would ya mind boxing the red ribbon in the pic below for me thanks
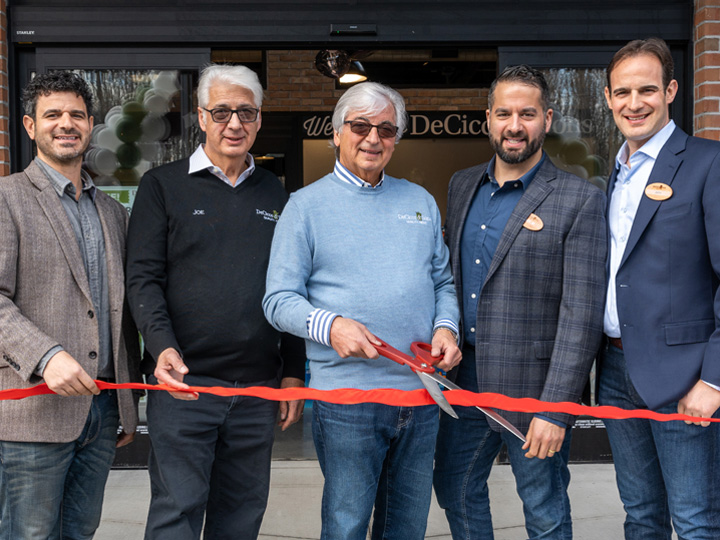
[0,381,717,424]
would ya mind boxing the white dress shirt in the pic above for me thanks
[188,145,256,187]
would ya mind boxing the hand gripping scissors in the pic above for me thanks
[374,339,526,442]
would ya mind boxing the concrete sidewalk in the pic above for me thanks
[97,461,634,539]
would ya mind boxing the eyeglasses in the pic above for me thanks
[343,120,399,139]
[202,107,259,123]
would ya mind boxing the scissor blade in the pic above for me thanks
[417,372,459,419]
[425,372,526,442]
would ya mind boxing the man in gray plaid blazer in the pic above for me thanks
[0,72,141,538]
[434,65,607,539]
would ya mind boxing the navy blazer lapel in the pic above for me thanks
[27,162,94,304]
[484,159,555,287]
[619,127,687,268]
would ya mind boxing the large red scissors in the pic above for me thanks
[374,339,526,442]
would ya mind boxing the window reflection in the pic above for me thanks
[59,69,200,213]
[543,68,624,192]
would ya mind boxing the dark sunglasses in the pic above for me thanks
[343,120,399,139]
[202,107,259,123]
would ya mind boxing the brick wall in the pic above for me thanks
[262,50,489,113]
[0,0,8,175]
[694,0,720,139]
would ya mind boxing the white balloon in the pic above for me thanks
[93,148,119,176]
[104,105,123,125]
[134,159,152,177]
[140,114,166,142]
[95,126,123,152]
[153,71,179,94]
[137,141,162,162]
[144,93,169,114]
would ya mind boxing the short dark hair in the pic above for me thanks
[22,71,94,119]
[606,38,674,90]
[488,65,551,112]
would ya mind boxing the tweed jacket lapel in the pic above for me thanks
[96,194,125,371]
[484,158,556,287]
[619,128,687,269]
[26,161,93,305]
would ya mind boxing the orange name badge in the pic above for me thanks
[522,213,544,231]
[644,182,673,201]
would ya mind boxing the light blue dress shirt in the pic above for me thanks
[604,120,676,338]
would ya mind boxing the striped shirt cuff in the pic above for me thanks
[306,309,339,347]
[433,319,460,344]
[703,380,720,392]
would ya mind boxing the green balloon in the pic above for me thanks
[122,100,147,123]
[134,85,152,104]
[116,116,143,143]
[116,143,142,168]
[114,167,140,186]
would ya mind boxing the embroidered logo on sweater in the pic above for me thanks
[397,212,431,225]
[256,209,280,222]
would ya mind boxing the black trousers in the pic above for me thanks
[144,373,279,540]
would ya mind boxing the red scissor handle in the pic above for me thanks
[374,339,435,373]
[410,342,444,366]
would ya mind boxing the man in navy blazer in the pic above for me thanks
[600,38,720,539]
[434,65,607,539]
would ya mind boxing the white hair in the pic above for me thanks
[331,82,407,151]
[197,64,264,109]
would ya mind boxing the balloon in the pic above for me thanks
[89,148,119,176]
[140,114,167,142]
[116,116,143,143]
[95,126,123,152]
[114,167,140,186]
[122,101,147,123]
[116,143,142,168]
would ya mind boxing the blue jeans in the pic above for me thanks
[598,344,720,540]
[311,401,439,540]
[144,374,279,540]
[434,406,573,540]
[0,391,120,540]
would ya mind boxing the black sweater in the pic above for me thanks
[126,158,305,383]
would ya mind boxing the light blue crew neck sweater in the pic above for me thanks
[263,172,460,391]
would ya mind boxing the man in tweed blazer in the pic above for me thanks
[434,66,607,540]
[0,72,140,538]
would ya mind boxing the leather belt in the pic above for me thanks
[607,336,623,350]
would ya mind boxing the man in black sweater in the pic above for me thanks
[126,64,305,540]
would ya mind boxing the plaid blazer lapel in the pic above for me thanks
[484,160,556,287]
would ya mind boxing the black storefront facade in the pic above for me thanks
[7,0,694,465]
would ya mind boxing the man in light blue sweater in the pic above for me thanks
[263,82,461,540]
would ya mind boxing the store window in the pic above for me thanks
[18,48,211,212]
[75,69,200,208]
[543,68,624,192]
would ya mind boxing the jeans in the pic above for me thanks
[144,374,279,540]
[434,405,573,540]
[598,344,720,540]
[311,401,439,540]
[0,390,120,540]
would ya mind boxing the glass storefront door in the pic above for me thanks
[21,48,210,214]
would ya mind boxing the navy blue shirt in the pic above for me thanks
[460,154,545,347]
